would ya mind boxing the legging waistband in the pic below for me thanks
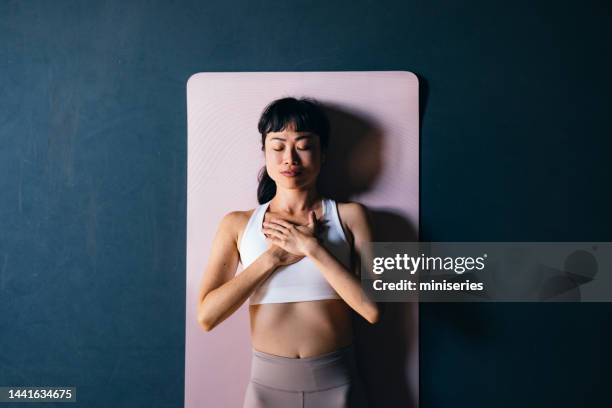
[249,344,358,392]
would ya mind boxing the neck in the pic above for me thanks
[269,188,322,215]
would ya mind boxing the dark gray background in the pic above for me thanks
[1,1,611,407]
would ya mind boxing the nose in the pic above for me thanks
[283,147,300,165]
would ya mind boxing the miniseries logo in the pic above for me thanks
[371,253,488,275]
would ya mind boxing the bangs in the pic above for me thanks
[258,97,329,148]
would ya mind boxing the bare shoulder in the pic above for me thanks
[337,201,370,227]
[336,201,371,245]
[219,209,253,226]
[336,201,372,261]
[218,209,255,246]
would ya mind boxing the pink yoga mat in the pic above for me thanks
[186,71,419,407]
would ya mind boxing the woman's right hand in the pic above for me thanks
[266,245,304,266]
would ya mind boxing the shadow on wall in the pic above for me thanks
[318,104,419,408]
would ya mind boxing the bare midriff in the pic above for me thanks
[249,299,354,358]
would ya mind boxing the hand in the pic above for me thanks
[263,211,320,257]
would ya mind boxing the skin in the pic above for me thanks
[197,123,379,358]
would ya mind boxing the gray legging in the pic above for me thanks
[243,344,369,408]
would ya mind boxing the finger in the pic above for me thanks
[262,228,285,240]
[265,235,284,244]
[263,221,288,232]
[267,217,295,229]
[265,237,281,247]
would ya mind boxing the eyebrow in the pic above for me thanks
[269,135,314,142]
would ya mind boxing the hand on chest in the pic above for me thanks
[263,211,330,239]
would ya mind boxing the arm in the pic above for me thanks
[196,212,298,332]
[306,203,380,324]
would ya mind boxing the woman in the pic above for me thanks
[197,97,379,408]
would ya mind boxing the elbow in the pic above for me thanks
[197,313,216,332]
[366,311,380,325]
[197,300,217,332]
[364,304,380,324]
[199,321,214,332]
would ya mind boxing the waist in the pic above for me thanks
[249,344,358,392]
[249,300,353,354]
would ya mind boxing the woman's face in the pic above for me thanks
[264,124,323,190]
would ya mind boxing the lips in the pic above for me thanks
[280,169,302,177]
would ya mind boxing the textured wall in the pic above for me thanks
[1,1,611,407]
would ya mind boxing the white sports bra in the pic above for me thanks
[238,198,352,305]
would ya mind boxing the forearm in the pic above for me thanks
[306,243,379,323]
[198,251,278,331]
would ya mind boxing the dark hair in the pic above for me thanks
[257,97,330,204]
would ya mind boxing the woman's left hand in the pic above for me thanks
[263,211,320,257]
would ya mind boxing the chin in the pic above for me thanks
[272,175,310,186]
[278,182,306,190]
[275,178,311,189]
